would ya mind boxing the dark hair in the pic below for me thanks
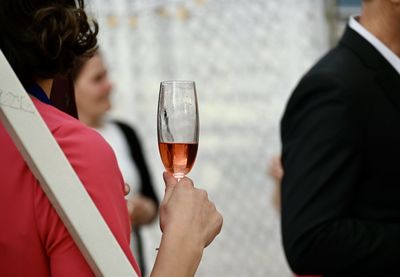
[0,0,98,83]
[70,49,100,81]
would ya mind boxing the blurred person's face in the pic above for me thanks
[75,54,113,120]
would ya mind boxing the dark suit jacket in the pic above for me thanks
[281,26,400,276]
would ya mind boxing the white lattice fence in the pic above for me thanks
[88,0,330,276]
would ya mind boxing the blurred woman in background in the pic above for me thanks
[73,52,159,275]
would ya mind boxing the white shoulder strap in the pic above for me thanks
[0,50,138,277]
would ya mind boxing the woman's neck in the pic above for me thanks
[35,79,53,98]
[78,113,104,128]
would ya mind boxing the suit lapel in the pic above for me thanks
[339,26,400,113]
[375,68,400,113]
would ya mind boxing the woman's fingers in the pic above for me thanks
[162,172,178,204]
[159,173,223,248]
[204,201,223,247]
[124,183,131,196]
[163,172,178,187]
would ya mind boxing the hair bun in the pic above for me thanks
[33,4,97,62]
[0,0,98,82]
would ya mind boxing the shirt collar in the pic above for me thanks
[24,83,51,104]
[349,16,400,75]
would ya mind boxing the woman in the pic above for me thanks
[0,1,222,276]
[73,52,159,275]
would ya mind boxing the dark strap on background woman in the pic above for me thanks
[114,120,159,205]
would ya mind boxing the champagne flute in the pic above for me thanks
[157,81,199,180]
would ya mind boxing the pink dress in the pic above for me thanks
[0,97,141,276]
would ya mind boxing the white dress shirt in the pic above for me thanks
[349,16,400,75]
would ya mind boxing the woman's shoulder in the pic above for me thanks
[33,98,116,166]
[33,97,84,132]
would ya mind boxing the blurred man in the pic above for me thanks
[281,0,400,276]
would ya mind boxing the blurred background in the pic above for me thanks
[86,0,360,276]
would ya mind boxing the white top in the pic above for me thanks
[349,16,400,75]
[95,120,139,198]
[95,120,142,259]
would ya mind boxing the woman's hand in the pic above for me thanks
[268,155,283,185]
[127,195,158,226]
[151,172,223,277]
[124,183,131,196]
[268,155,283,212]
[159,173,223,247]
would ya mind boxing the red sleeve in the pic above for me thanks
[34,123,141,277]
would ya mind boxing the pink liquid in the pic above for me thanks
[158,142,198,177]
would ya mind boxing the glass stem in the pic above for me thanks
[173,173,185,181]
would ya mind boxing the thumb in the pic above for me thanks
[162,172,178,203]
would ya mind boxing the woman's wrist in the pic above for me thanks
[151,227,204,277]
[163,225,204,256]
